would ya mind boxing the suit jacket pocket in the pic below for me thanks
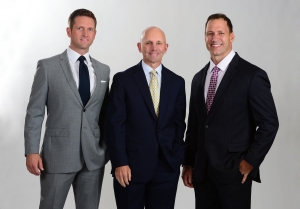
[45,128,68,137]
[94,128,100,138]
[126,141,137,151]
[227,143,250,152]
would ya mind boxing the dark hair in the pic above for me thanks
[68,9,97,30]
[205,13,233,33]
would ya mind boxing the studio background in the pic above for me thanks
[1,0,299,208]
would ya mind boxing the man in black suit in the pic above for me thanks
[182,13,279,209]
[106,27,186,209]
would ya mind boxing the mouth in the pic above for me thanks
[211,44,222,47]
[80,38,89,42]
[149,53,159,56]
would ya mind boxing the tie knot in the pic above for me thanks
[213,66,220,73]
[78,56,86,63]
[150,69,157,75]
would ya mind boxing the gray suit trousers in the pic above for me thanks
[39,165,105,209]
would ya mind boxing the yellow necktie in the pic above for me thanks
[149,69,160,117]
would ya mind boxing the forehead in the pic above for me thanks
[142,28,166,42]
[73,16,95,26]
[206,18,229,32]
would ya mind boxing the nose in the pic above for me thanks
[83,29,88,36]
[151,43,157,50]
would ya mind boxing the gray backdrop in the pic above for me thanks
[1,0,299,208]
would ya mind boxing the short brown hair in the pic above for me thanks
[205,13,233,33]
[68,9,97,30]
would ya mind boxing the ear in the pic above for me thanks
[66,27,71,37]
[137,42,142,52]
[230,32,235,43]
[164,43,169,53]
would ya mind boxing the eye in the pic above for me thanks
[206,32,213,36]
[219,32,224,35]
[77,27,82,30]
[88,28,94,31]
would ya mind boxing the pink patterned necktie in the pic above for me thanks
[206,66,220,115]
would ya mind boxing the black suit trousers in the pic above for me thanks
[194,167,252,209]
[113,148,180,209]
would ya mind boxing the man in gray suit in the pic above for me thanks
[24,9,110,209]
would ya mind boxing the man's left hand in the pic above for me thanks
[239,159,253,184]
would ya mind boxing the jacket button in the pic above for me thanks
[205,125,208,128]
[83,108,86,112]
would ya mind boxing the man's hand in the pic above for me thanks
[115,165,131,187]
[181,165,194,188]
[26,154,44,176]
[239,159,253,184]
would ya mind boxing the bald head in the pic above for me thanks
[137,26,168,69]
[140,26,167,42]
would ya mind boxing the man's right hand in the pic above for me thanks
[115,165,131,187]
[26,154,44,176]
[182,165,194,188]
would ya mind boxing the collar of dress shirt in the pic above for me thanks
[142,60,162,77]
[67,47,91,66]
[208,50,235,73]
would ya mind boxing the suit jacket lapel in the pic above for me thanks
[86,57,103,107]
[158,66,172,123]
[132,62,157,120]
[199,63,209,117]
[59,50,83,106]
[209,53,240,113]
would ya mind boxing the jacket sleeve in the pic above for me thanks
[244,69,279,174]
[184,76,199,167]
[24,61,48,155]
[105,73,129,169]
[174,78,186,144]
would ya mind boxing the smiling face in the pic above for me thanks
[205,18,234,65]
[67,16,96,55]
[137,27,168,69]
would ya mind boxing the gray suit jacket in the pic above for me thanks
[24,50,110,173]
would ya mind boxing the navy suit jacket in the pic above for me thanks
[184,53,279,184]
[106,61,186,183]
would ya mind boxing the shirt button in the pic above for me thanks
[205,125,208,128]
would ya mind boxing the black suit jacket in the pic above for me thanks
[184,53,279,184]
[106,61,186,183]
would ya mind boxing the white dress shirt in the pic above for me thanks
[67,47,96,95]
[204,50,235,101]
[142,60,162,89]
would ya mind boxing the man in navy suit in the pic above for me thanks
[182,14,279,209]
[106,27,186,209]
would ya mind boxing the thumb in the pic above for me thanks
[241,173,248,184]
[38,158,44,171]
[188,174,192,184]
[128,168,131,181]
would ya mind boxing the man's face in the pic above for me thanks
[67,16,96,54]
[137,28,168,68]
[205,18,234,64]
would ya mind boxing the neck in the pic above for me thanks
[69,45,89,56]
[143,60,161,69]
